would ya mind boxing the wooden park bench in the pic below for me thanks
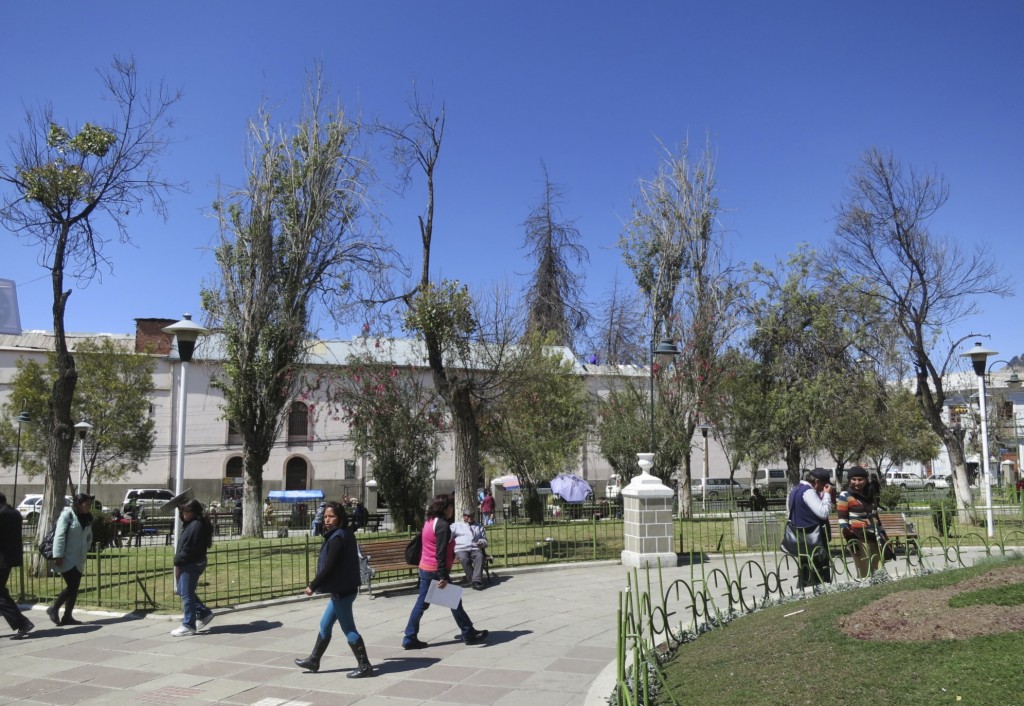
[359,536,494,598]
[828,512,919,556]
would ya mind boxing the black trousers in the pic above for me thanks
[0,567,30,630]
[53,566,83,617]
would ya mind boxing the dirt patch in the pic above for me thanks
[837,565,1024,642]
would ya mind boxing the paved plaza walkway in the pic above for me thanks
[0,547,993,705]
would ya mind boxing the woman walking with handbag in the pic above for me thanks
[294,501,372,678]
[47,493,94,626]
[785,469,834,590]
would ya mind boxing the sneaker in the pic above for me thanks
[46,606,60,626]
[464,629,489,645]
[13,621,34,640]
[170,625,196,637]
[197,613,215,630]
[402,637,429,650]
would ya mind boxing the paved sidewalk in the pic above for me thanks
[0,560,652,706]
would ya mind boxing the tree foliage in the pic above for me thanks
[826,148,1013,515]
[201,68,392,537]
[479,334,591,522]
[1,338,156,493]
[330,352,444,531]
[0,56,180,562]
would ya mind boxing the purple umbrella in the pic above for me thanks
[550,474,593,503]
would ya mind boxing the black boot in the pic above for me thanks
[347,637,373,679]
[295,634,331,673]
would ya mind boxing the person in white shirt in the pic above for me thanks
[451,508,488,590]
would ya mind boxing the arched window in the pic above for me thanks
[286,457,308,490]
[226,456,243,478]
[288,401,309,442]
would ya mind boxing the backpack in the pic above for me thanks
[404,532,422,565]
[38,527,57,560]
[38,509,70,560]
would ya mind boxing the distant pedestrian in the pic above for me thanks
[48,493,94,626]
[0,492,34,639]
[311,501,327,536]
[452,508,488,590]
[480,490,495,526]
[170,499,215,636]
[294,502,372,678]
[351,501,369,532]
[1016,477,1024,503]
[402,494,488,650]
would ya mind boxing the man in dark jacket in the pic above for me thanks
[0,492,34,639]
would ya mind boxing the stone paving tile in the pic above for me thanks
[29,683,124,705]
[49,664,165,688]
[545,657,610,675]
[377,678,452,700]
[0,678,72,701]
[440,682,515,704]
[493,688,577,706]
[463,667,536,687]
[522,669,596,693]
[406,663,479,683]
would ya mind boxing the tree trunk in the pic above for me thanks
[242,448,267,538]
[448,384,482,514]
[32,231,78,577]
[678,452,694,519]
[942,431,977,525]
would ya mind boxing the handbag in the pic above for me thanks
[780,521,825,557]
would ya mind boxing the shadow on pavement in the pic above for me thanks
[205,620,283,634]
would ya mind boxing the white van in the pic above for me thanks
[754,468,788,496]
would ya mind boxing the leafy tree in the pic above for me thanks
[201,69,392,537]
[330,352,444,531]
[596,381,651,484]
[825,148,1013,517]
[0,57,180,561]
[521,165,589,350]
[862,386,942,478]
[1,338,156,493]
[479,334,591,522]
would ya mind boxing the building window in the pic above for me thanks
[286,457,308,490]
[227,419,242,445]
[288,402,309,441]
[344,459,356,480]
[226,456,243,478]
[999,400,1014,421]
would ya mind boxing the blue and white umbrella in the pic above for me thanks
[550,473,593,503]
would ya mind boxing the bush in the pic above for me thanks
[90,510,120,549]
[879,484,903,510]
[931,490,957,536]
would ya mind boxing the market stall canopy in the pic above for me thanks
[550,473,593,503]
[268,490,325,503]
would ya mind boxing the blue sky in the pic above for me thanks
[3,1,1022,366]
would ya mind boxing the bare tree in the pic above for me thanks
[0,56,180,565]
[521,163,589,350]
[584,274,646,366]
[619,138,745,515]
[826,148,1013,516]
[201,68,392,537]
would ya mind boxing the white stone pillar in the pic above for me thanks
[365,478,379,514]
[620,453,677,569]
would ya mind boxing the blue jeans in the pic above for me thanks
[403,569,474,645]
[178,561,212,629]
[319,592,360,645]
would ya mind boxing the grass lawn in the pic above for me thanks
[657,557,1024,705]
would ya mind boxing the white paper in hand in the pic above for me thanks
[425,579,463,609]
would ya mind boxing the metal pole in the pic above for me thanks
[13,422,23,504]
[172,359,190,550]
[649,345,656,455]
[78,436,86,491]
[702,428,710,513]
[977,372,995,537]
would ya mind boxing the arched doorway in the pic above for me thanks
[286,457,309,491]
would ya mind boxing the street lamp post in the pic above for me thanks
[74,420,92,492]
[699,423,710,512]
[163,314,209,549]
[961,342,997,538]
[648,337,681,467]
[12,411,31,503]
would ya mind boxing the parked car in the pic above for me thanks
[884,471,927,489]
[691,477,750,499]
[16,494,72,523]
[122,488,176,517]
[929,473,951,489]
[754,468,788,497]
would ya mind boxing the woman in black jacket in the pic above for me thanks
[295,501,372,678]
[171,499,214,637]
